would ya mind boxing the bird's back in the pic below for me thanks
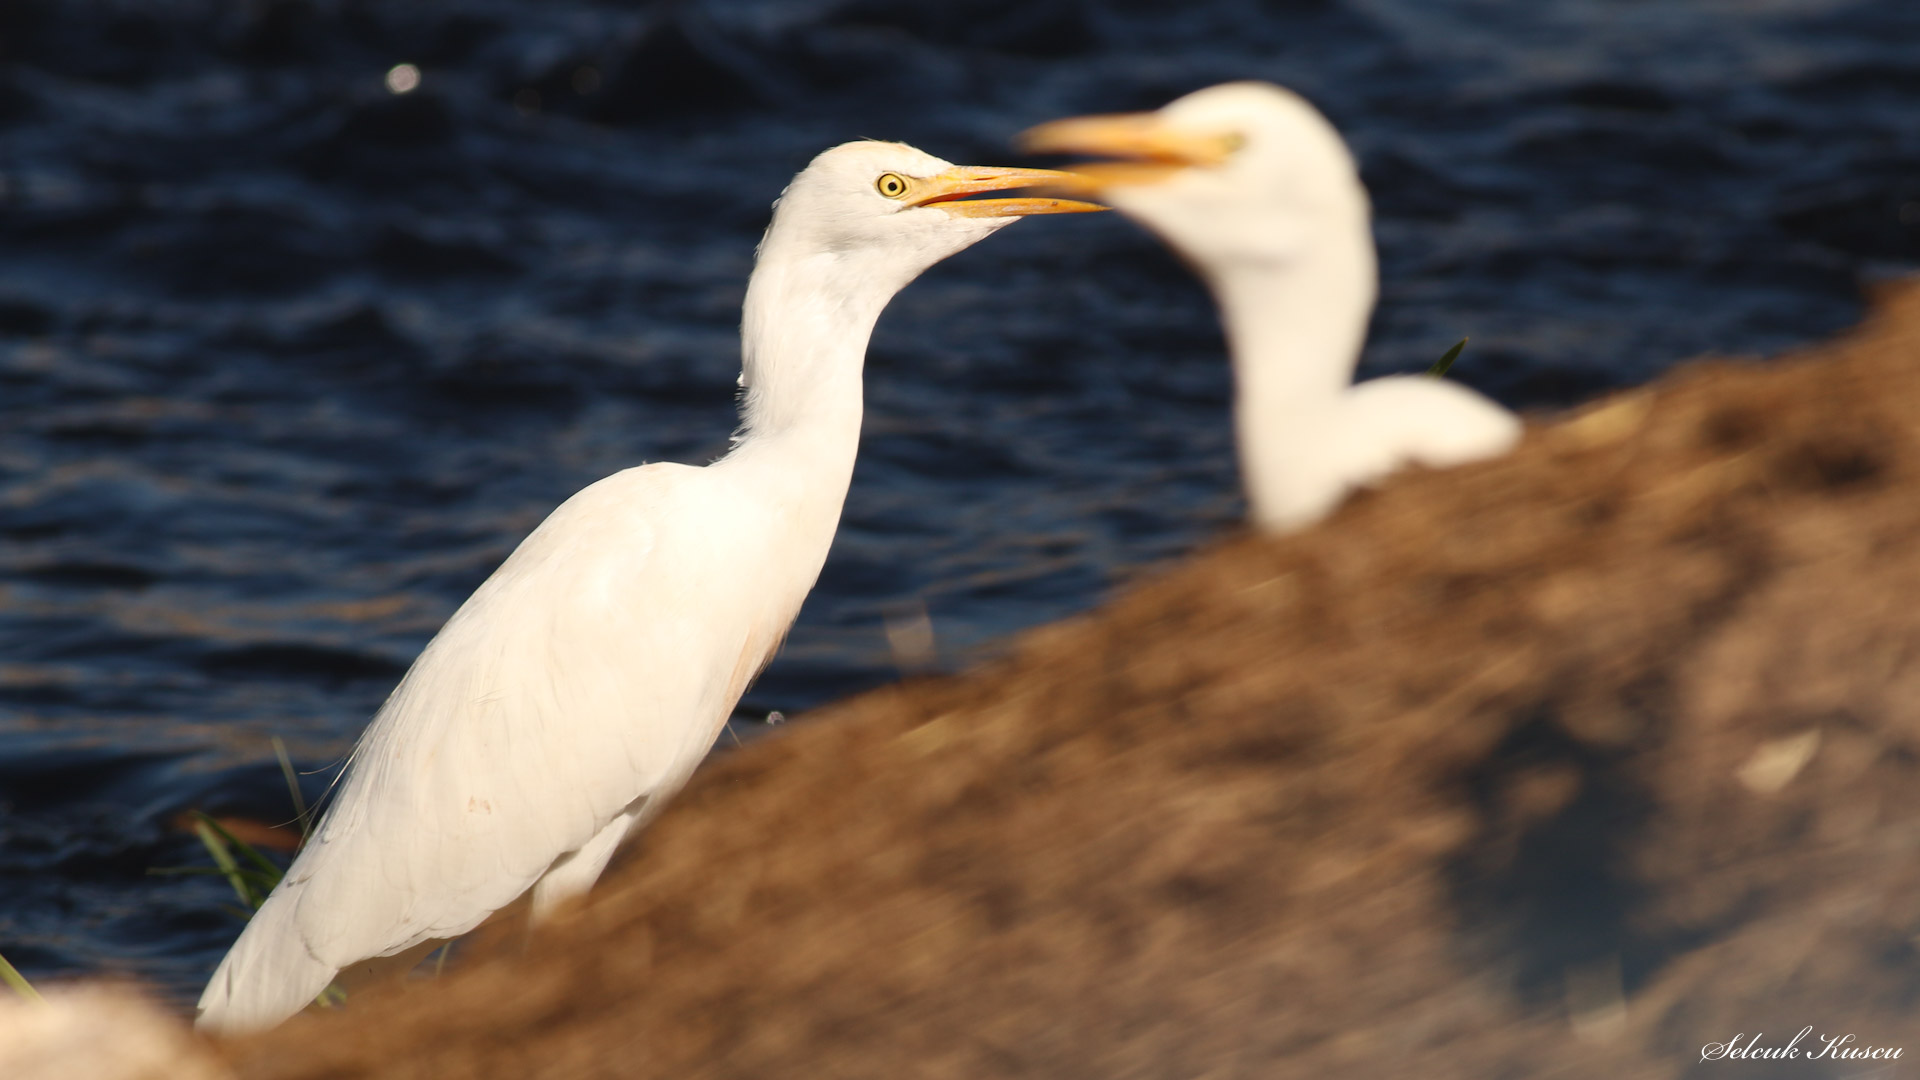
[1245,377,1519,531]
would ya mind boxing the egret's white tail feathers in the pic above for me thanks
[194,896,339,1036]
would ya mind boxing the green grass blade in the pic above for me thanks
[272,736,313,845]
[192,812,286,887]
[147,866,281,890]
[0,948,42,1003]
[1428,337,1469,378]
[195,819,260,910]
[147,865,230,877]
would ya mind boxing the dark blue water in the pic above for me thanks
[1,0,1915,1003]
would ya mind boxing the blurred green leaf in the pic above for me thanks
[0,948,41,1003]
[1429,337,1469,378]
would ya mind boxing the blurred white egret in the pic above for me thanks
[194,142,1100,1035]
[1023,83,1520,531]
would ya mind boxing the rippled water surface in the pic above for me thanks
[2,0,1916,1001]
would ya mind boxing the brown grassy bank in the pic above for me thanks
[213,285,1920,1078]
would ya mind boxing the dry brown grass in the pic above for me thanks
[224,284,1920,1079]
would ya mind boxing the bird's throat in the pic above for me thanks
[735,254,884,443]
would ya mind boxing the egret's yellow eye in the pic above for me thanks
[875,173,911,199]
[1221,133,1247,154]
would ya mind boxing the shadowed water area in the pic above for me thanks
[0,0,1915,1002]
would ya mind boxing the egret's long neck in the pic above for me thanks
[1206,220,1377,411]
[1202,217,1377,524]
[724,250,889,532]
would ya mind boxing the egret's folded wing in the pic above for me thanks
[201,462,752,1030]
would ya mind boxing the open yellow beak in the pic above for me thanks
[909,166,1108,218]
[1016,113,1237,192]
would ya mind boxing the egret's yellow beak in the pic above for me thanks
[1017,113,1239,191]
[908,166,1108,218]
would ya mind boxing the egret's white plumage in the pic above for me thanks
[1024,83,1521,531]
[194,142,1099,1035]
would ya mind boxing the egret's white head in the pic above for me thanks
[1019,82,1368,274]
[738,141,1101,427]
[758,141,1103,297]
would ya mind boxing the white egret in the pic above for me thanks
[194,141,1100,1035]
[1022,83,1521,531]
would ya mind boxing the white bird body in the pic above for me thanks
[195,142,1100,1035]
[1024,83,1521,531]
[1244,378,1524,527]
